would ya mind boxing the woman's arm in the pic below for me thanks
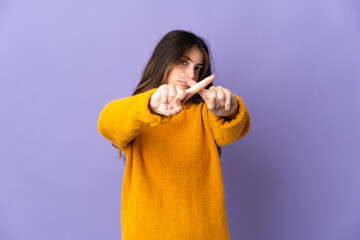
[204,95,251,147]
[97,89,172,149]
[182,74,251,146]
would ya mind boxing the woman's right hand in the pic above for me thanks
[149,75,216,116]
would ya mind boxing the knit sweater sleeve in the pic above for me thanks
[97,88,172,149]
[205,95,251,147]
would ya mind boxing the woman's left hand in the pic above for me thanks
[181,73,239,118]
[202,85,239,118]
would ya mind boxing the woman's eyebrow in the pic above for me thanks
[185,56,204,66]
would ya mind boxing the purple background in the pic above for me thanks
[1,0,360,239]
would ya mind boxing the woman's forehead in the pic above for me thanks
[185,47,204,62]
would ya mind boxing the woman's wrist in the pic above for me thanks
[149,102,161,116]
[224,104,239,120]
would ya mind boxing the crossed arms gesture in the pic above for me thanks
[149,74,239,118]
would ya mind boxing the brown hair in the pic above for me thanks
[114,30,221,163]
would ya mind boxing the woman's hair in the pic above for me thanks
[114,30,221,163]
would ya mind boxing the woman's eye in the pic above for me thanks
[195,67,203,73]
[180,60,187,65]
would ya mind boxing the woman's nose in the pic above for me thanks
[186,67,194,79]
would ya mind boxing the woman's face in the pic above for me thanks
[166,47,204,89]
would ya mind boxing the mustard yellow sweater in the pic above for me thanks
[98,89,250,239]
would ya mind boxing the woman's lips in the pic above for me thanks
[179,80,190,87]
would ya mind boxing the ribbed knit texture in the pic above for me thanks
[98,88,250,240]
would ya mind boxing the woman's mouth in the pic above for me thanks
[178,80,190,87]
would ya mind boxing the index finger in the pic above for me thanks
[183,75,215,102]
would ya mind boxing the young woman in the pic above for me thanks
[98,30,250,239]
